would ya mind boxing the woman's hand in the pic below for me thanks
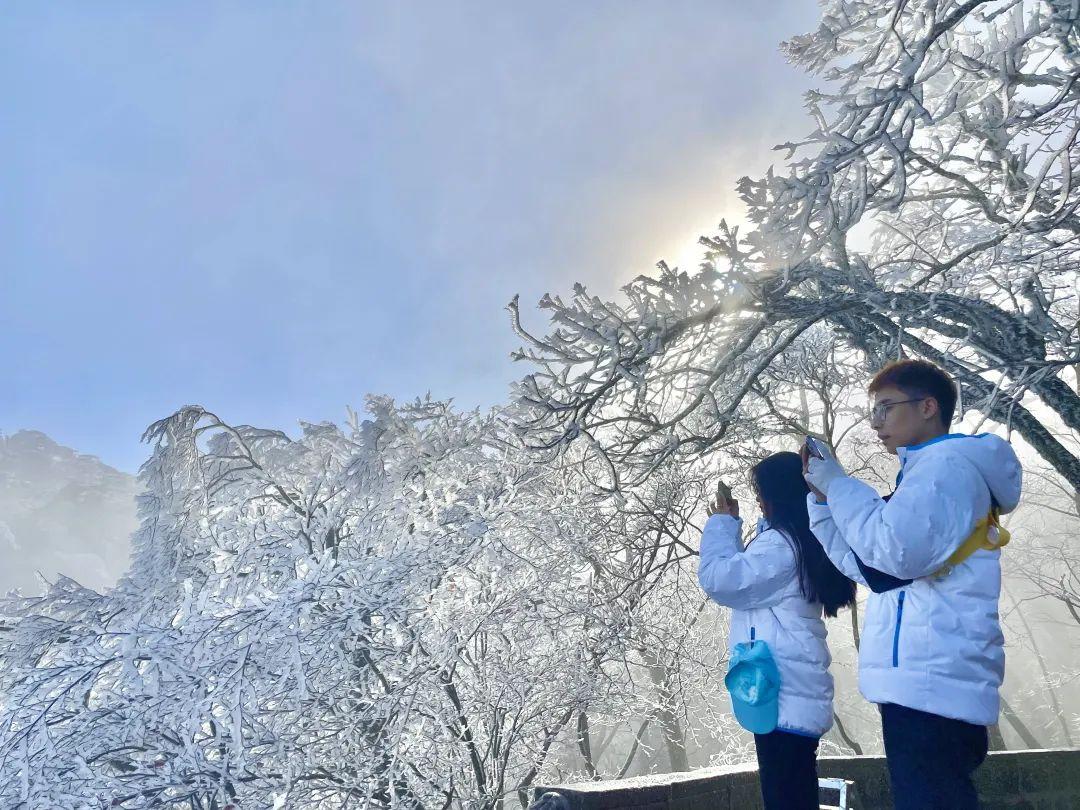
[707,481,739,518]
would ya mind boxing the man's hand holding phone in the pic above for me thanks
[801,435,845,502]
[803,436,827,460]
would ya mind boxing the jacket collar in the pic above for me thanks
[897,431,967,460]
[895,432,968,484]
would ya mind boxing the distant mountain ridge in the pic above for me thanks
[0,430,138,595]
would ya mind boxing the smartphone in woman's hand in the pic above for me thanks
[709,480,739,517]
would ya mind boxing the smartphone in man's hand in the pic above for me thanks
[804,436,827,460]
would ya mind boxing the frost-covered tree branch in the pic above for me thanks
[511,0,1080,491]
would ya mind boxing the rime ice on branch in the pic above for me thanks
[0,402,739,806]
[510,0,1080,492]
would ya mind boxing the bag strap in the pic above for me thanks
[849,492,913,593]
[932,507,1010,580]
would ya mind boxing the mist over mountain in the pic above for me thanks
[0,430,137,595]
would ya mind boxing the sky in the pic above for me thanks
[1,1,820,473]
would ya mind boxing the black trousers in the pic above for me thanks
[753,729,820,810]
[880,702,989,810]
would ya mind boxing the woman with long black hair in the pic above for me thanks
[698,451,857,810]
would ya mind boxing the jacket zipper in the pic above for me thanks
[892,591,905,667]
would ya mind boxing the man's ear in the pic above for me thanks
[921,396,941,424]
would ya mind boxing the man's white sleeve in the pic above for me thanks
[826,454,983,580]
[806,495,867,585]
[698,514,796,610]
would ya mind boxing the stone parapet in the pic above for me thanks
[533,748,1080,809]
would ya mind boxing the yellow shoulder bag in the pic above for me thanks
[932,508,1010,580]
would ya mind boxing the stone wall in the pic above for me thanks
[533,748,1080,809]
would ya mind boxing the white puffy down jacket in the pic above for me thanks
[698,514,834,737]
[808,433,1022,726]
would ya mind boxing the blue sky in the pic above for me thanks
[1,2,818,473]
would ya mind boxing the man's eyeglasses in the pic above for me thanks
[869,398,926,425]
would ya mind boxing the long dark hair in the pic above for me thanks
[751,452,857,618]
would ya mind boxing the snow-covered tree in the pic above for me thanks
[510,0,1080,491]
[1,402,580,807]
[7,3,1080,808]
[0,400,750,808]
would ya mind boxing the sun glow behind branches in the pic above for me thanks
[657,211,748,277]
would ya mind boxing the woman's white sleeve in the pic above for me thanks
[697,515,797,610]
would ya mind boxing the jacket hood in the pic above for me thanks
[901,433,1023,513]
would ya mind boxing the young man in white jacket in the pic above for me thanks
[803,359,1023,810]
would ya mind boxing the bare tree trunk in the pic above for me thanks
[832,710,864,755]
[616,712,656,779]
[576,711,598,779]
[1066,598,1080,627]
[822,599,868,754]
[988,723,1008,751]
[1001,696,1042,749]
[515,707,575,809]
[645,658,689,772]
[798,388,811,431]
[1004,583,1074,746]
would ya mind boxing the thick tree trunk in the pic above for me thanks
[836,312,1080,492]
[576,711,598,778]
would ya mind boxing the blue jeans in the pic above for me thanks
[880,702,988,809]
[753,729,820,810]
